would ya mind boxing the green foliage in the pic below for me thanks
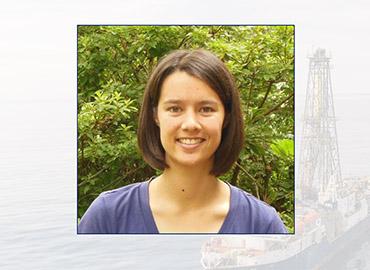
[78,25,294,230]
[269,139,294,232]
[271,139,294,158]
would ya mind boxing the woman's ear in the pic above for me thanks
[153,107,159,126]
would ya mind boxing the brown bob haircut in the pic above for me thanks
[138,49,244,176]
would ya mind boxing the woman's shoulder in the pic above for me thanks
[100,181,146,203]
[225,184,287,233]
[78,180,150,234]
[231,185,275,211]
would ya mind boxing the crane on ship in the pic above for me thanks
[298,48,342,206]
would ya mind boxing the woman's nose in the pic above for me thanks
[181,111,201,131]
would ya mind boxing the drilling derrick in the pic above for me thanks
[299,49,342,204]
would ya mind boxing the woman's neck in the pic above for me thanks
[151,166,224,210]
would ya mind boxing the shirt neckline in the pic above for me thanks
[140,178,237,234]
[140,177,160,233]
[218,182,237,233]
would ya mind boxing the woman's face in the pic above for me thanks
[155,71,225,170]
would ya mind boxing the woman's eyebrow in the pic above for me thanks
[162,99,182,104]
[162,99,220,105]
[198,100,219,106]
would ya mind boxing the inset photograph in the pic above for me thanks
[77,25,294,234]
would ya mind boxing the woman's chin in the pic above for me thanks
[166,155,213,171]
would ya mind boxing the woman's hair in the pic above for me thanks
[138,49,244,176]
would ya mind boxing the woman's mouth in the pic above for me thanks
[176,137,205,150]
[177,138,205,145]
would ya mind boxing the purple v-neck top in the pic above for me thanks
[78,180,287,234]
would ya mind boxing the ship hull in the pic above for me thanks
[209,215,370,270]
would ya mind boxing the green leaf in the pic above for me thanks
[270,139,294,158]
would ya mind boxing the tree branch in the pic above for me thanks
[235,161,260,199]
[258,80,274,109]
[230,159,241,186]
[78,157,119,187]
[245,72,256,113]
[178,34,192,48]
[252,92,293,124]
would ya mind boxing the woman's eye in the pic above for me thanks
[200,107,215,113]
[168,106,181,113]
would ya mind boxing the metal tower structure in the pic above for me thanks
[299,48,342,204]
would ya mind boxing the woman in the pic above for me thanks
[78,49,287,234]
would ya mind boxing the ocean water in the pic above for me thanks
[321,237,370,270]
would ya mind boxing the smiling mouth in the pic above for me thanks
[176,138,205,145]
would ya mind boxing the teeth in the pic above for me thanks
[178,138,203,145]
